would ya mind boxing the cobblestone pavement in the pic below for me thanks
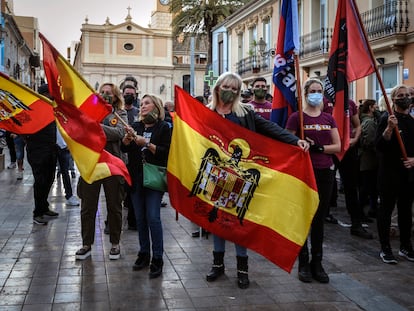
[0,152,413,310]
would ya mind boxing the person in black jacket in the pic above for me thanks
[376,84,414,264]
[205,72,309,289]
[121,94,172,278]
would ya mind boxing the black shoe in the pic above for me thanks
[192,229,208,238]
[206,264,224,282]
[71,171,76,178]
[44,210,59,217]
[149,258,163,278]
[161,201,167,207]
[133,253,150,271]
[128,225,137,231]
[75,246,91,260]
[298,263,312,283]
[310,261,329,283]
[362,215,374,223]
[325,214,338,224]
[33,216,48,225]
[350,225,373,239]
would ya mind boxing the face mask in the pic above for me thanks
[142,110,159,124]
[395,97,411,110]
[307,93,323,107]
[101,93,113,104]
[123,94,135,105]
[220,89,237,104]
[253,88,266,100]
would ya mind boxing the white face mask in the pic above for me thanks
[307,93,323,107]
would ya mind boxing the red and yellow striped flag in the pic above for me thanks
[40,34,131,185]
[168,86,319,272]
[0,72,54,134]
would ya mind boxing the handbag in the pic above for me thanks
[143,162,168,192]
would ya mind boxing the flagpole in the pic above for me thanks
[294,54,304,139]
[351,0,407,160]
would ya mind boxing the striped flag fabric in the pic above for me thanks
[40,34,131,185]
[271,0,300,127]
[168,86,319,272]
[0,72,54,134]
[323,0,376,160]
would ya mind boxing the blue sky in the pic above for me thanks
[13,0,154,55]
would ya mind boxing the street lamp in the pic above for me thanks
[257,37,267,56]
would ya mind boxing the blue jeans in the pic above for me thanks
[213,235,247,257]
[57,147,72,199]
[130,184,164,259]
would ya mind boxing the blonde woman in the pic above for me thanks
[122,94,172,278]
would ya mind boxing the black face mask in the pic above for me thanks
[123,94,135,105]
[395,97,411,110]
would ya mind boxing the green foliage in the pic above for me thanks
[169,0,251,64]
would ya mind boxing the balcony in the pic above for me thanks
[299,27,332,59]
[236,52,273,78]
[361,0,409,39]
[299,0,409,64]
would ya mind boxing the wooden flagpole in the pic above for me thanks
[294,54,304,139]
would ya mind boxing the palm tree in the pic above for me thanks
[170,0,250,69]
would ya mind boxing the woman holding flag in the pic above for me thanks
[286,78,340,283]
[206,72,309,289]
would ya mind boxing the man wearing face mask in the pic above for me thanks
[123,85,139,125]
[122,85,139,230]
[248,77,272,120]
[376,84,414,264]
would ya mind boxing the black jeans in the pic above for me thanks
[304,168,335,258]
[338,146,363,226]
[27,147,57,217]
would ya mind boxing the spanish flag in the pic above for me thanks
[40,33,111,122]
[0,72,54,134]
[40,34,131,185]
[168,86,319,272]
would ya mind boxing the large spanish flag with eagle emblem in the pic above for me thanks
[0,72,54,134]
[168,86,319,272]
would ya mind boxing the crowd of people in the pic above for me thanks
[2,72,414,288]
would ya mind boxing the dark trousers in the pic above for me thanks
[377,174,414,250]
[6,132,16,163]
[77,176,125,246]
[359,169,378,214]
[338,146,363,225]
[27,148,57,217]
[56,147,72,199]
[304,168,335,258]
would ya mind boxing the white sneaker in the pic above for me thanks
[16,171,23,180]
[66,196,80,206]
[7,162,16,169]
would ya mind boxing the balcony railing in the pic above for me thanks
[299,27,332,58]
[299,0,409,58]
[236,52,273,76]
[361,0,409,39]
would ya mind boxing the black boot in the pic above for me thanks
[149,257,163,279]
[206,251,225,282]
[310,253,329,283]
[236,256,249,289]
[298,247,312,283]
[133,252,150,271]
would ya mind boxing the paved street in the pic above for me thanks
[0,150,413,310]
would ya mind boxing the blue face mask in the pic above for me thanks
[307,93,323,106]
